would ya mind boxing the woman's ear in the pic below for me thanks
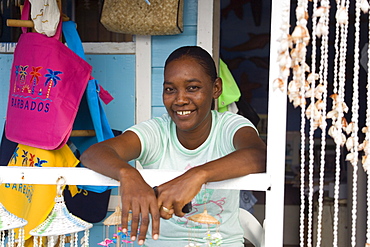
[213,77,223,99]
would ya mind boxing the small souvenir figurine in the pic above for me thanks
[101,203,134,247]
[0,202,28,247]
[29,177,92,247]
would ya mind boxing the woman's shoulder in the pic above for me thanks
[213,110,252,122]
[128,113,172,135]
[152,113,172,125]
[212,110,257,130]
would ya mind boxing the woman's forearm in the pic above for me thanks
[80,142,138,182]
[188,147,266,184]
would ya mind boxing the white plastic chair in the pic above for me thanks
[239,208,265,247]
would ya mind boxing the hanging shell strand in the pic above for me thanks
[276,0,370,245]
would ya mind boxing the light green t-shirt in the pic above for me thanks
[128,110,257,247]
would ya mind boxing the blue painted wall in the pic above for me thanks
[151,0,198,117]
[86,54,136,132]
[0,54,13,137]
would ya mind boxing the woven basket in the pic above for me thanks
[100,0,184,35]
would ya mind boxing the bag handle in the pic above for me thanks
[62,21,114,105]
[21,0,62,40]
[62,21,86,60]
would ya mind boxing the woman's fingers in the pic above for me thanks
[173,202,186,218]
[121,200,131,235]
[137,203,149,245]
[120,190,161,245]
[149,203,160,240]
[128,200,140,242]
[159,205,174,219]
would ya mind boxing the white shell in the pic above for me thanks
[291,25,310,42]
[314,6,330,17]
[316,21,329,38]
[346,152,355,162]
[346,136,355,151]
[295,6,307,20]
[362,155,370,171]
[273,78,285,92]
[328,125,338,138]
[346,122,355,134]
[318,115,327,130]
[307,73,319,83]
[361,0,370,13]
[336,6,348,25]
[327,109,339,119]
[315,99,325,111]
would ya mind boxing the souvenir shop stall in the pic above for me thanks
[2,0,369,246]
[0,0,285,246]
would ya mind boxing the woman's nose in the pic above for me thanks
[175,91,189,105]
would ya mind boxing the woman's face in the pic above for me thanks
[163,56,222,133]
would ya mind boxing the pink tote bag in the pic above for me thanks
[5,0,92,150]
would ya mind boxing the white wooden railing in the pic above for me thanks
[0,167,271,191]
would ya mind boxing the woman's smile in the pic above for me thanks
[176,110,192,116]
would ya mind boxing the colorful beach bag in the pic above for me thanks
[5,0,92,150]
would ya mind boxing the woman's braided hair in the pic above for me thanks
[164,46,217,82]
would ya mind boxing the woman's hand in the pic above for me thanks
[81,131,161,246]
[119,170,160,245]
[156,168,205,218]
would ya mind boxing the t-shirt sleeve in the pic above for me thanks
[218,112,259,152]
[125,118,163,166]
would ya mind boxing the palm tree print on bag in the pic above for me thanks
[19,65,29,85]
[29,66,43,95]
[22,150,29,166]
[28,153,35,167]
[13,65,20,92]
[44,69,62,98]
[34,158,48,167]
[10,147,19,164]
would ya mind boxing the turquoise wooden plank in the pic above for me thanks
[152,25,197,68]
[183,0,198,26]
[151,0,197,118]
[152,106,167,118]
[86,54,135,132]
[152,68,164,106]
[0,54,13,140]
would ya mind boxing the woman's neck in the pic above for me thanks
[176,113,213,150]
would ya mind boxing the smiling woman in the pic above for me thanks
[80,46,266,247]
[162,46,222,142]
[162,56,221,143]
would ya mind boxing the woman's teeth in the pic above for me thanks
[177,111,191,115]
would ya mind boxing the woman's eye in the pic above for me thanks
[188,86,199,91]
[164,87,174,93]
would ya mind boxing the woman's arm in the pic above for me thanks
[156,126,266,217]
[193,126,266,182]
[80,131,160,245]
